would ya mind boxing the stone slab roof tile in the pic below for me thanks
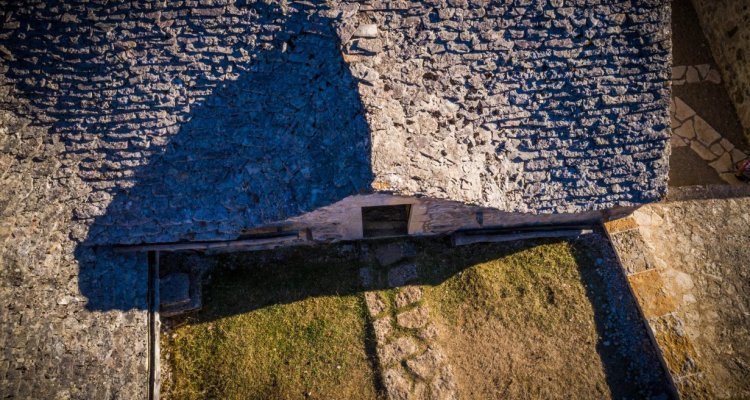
[0,0,671,245]
[340,0,672,213]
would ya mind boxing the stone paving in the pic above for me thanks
[0,104,149,398]
[365,288,457,400]
[671,64,722,86]
[691,0,750,145]
[361,243,457,400]
[670,94,748,184]
[606,186,750,398]
[668,0,750,187]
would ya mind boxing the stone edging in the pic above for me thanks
[603,218,707,398]
[364,286,457,400]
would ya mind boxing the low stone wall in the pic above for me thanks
[692,0,750,144]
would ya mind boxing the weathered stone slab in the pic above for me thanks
[674,97,697,122]
[607,230,657,275]
[377,336,419,366]
[405,348,443,380]
[374,242,415,267]
[353,24,378,38]
[396,306,429,329]
[373,317,393,342]
[382,368,411,400]
[394,286,423,308]
[387,263,418,287]
[160,273,190,308]
[364,291,388,317]
[694,117,722,146]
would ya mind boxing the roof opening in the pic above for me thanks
[362,205,411,238]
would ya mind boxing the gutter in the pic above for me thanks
[451,223,595,246]
[114,230,308,253]
[147,251,161,400]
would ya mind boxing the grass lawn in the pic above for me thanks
[161,247,379,400]
[414,237,670,399]
[161,236,670,399]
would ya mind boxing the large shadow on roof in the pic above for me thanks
[54,2,372,311]
[81,3,372,247]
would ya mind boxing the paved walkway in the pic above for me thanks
[606,185,750,398]
[670,95,748,185]
[668,0,749,187]
[361,243,458,400]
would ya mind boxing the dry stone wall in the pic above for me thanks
[692,0,750,145]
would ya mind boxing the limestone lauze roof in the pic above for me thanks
[0,0,671,244]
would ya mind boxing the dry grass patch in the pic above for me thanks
[417,238,671,399]
[160,236,671,399]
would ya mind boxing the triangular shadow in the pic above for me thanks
[74,1,373,311]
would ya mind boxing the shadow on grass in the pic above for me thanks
[571,237,676,400]
[160,236,539,319]
[163,233,674,399]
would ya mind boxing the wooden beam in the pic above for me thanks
[452,228,593,246]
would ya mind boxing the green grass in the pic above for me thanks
[161,248,379,400]
[420,240,592,332]
[161,237,642,399]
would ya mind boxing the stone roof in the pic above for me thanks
[342,0,672,213]
[0,0,671,245]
